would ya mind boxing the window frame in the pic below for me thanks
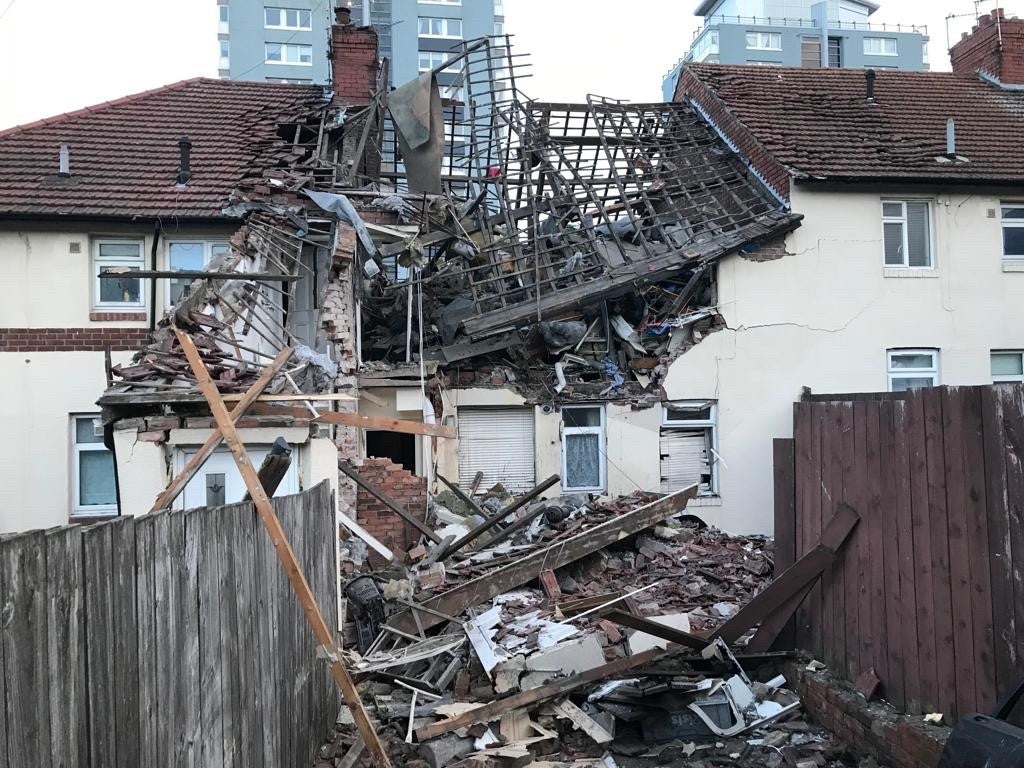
[746,31,782,51]
[881,199,934,269]
[992,350,1024,383]
[417,50,458,72]
[1001,202,1024,261]
[218,39,230,68]
[418,16,463,39]
[661,401,719,496]
[863,36,899,56]
[165,240,231,308]
[419,0,462,5]
[93,238,146,310]
[71,414,117,516]
[265,42,313,66]
[264,7,313,30]
[561,405,606,493]
[887,348,940,392]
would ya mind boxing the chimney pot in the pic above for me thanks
[335,4,352,25]
[865,69,876,101]
[58,144,70,177]
[177,136,192,185]
[946,118,956,159]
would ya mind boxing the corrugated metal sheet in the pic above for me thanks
[660,429,710,494]
[458,407,535,494]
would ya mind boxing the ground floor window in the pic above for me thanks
[993,350,1024,383]
[562,405,606,493]
[457,407,535,494]
[887,349,939,392]
[660,401,717,495]
[72,415,116,515]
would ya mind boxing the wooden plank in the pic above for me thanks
[961,387,996,714]
[150,346,294,512]
[893,399,921,714]
[943,388,977,720]
[198,507,225,767]
[254,498,281,768]
[219,505,242,767]
[906,390,938,713]
[772,439,796,573]
[793,402,813,653]
[604,610,709,651]
[923,388,957,720]
[999,385,1024,697]
[46,527,86,768]
[152,512,174,767]
[175,329,392,768]
[746,582,815,653]
[552,699,613,744]
[227,393,356,403]
[339,461,440,544]
[864,400,887,696]
[982,387,1015,712]
[235,502,264,768]
[1,532,50,768]
[389,486,698,635]
[879,400,905,711]
[819,403,835,672]
[851,400,869,680]
[83,524,116,768]
[838,401,857,681]
[111,518,141,768]
[178,510,202,768]
[136,515,159,768]
[827,404,847,675]
[315,411,456,439]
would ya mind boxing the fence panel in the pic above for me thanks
[783,384,1024,721]
[0,481,339,768]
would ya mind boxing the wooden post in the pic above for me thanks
[175,329,392,768]
[149,345,294,512]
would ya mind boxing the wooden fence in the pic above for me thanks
[774,384,1024,722]
[0,481,339,768]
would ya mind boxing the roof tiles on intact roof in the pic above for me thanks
[680,64,1024,187]
[0,78,325,220]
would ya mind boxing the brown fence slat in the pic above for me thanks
[806,403,824,657]
[773,438,797,649]
[219,504,241,768]
[852,400,869,679]
[198,507,224,766]
[136,515,158,768]
[893,399,920,714]
[819,403,835,670]
[111,518,141,768]
[879,399,903,710]
[864,400,887,688]
[1000,385,1024,695]
[179,509,202,768]
[794,402,812,647]
[838,401,857,680]
[84,523,116,768]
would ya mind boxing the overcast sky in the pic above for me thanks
[0,0,1020,130]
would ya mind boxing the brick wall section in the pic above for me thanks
[786,663,949,768]
[355,458,427,566]
[0,327,149,351]
[89,312,147,322]
[330,22,379,104]
[951,8,1024,85]
[677,68,792,201]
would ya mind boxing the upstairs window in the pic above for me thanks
[418,50,457,72]
[266,43,313,65]
[882,200,932,268]
[1002,203,1024,260]
[72,415,116,515]
[992,351,1024,383]
[94,239,145,309]
[418,17,462,38]
[887,349,939,392]
[167,241,230,307]
[218,4,229,32]
[746,31,782,51]
[562,406,605,492]
[864,37,898,56]
[661,402,718,496]
[265,7,312,30]
[420,0,462,4]
[219,40,230,68]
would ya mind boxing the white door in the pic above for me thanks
[457,408,535,494]
[178,448,299,510]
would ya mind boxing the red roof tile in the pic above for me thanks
[0,78,325,219]
[681,64,1024,185]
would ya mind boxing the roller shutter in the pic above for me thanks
[660,429,710,494]
[457,407,535,494]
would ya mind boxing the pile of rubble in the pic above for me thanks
[317,484,861,768]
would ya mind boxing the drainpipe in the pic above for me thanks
[150,219,161,331]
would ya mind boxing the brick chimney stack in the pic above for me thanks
[329,2,379,104]
[950,8,1024,85]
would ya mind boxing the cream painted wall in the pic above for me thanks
[0,350,133,532]
[664,185,1024,534]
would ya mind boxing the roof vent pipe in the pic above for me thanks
[946,118,957,159]
[177,136,192,185]
[58,144,70,177]
[865,69,876,102]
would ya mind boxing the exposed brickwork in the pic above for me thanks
[330,22,379,104]
[739,236,790,262]
[355,458,427,567]
[89,312,148,322]
[787,663,949,768]
[677,68,791,201]
[951,8,1024,84]
[0,327,149,351]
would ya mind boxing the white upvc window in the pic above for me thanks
[219,40,230,68]
[418,50,458,72]
[561,406,606,493]
[1002,203,1024,260]
[266,77,313,84]
[993,351,1024,383]
[882,200,933,268]
[692,29,720,61]
[494,0,504,13]
[887,349,940,392]
[167,241,230,307]
[746,31,782,51]
[419,0,461,5]
[493,21,504,36]
[264,7,312,30]
[265,43,313,66]
[863,37,898,56]
[94,239,146,309]
[72,415,117,516]
[218,4,229,32]
[419,16,462,38]
[661,401,718,496]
